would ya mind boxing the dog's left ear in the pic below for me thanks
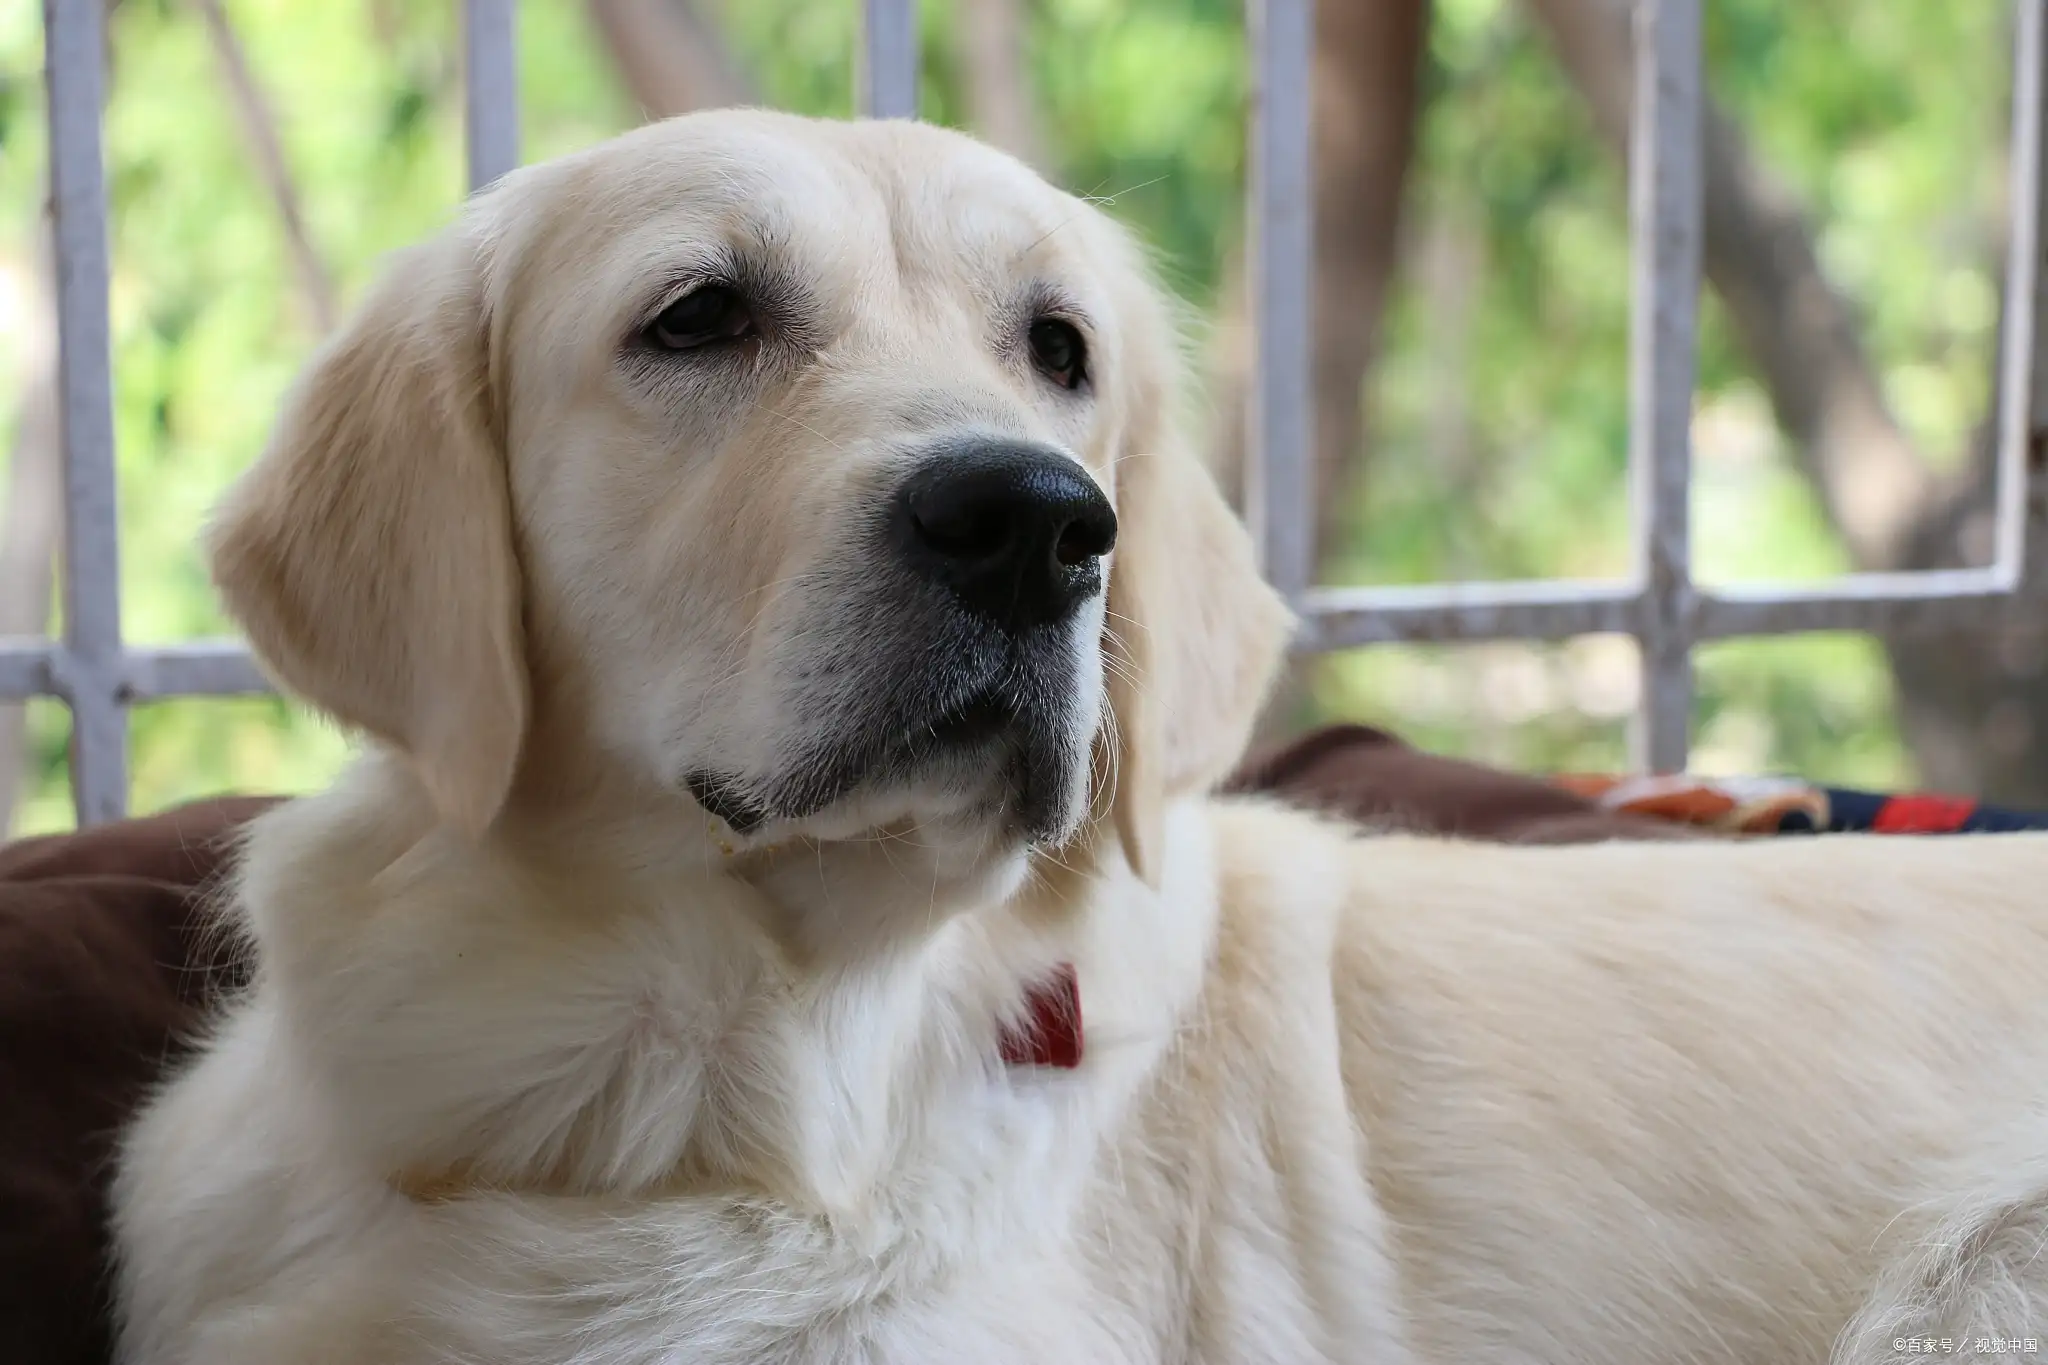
[1095,239,1295,885]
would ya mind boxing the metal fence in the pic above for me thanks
[13,0,2048,825]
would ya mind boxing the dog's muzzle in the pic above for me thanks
[683,439,1114,844]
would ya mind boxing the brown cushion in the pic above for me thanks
[0,795,283,885]
[0,875,239,1365]
[0,797,276,1365]
[1224,722,1712,843]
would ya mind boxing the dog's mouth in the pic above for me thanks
[685,770,773,836]
[686,676,1083,846]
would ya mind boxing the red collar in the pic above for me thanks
[999,962,1083,1069]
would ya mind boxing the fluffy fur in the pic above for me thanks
[113,110,2048,1364]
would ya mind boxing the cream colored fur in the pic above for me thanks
[112,110,2048,1364]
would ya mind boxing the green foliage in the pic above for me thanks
[0,0,2008,832]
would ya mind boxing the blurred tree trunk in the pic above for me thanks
[956,0,1045,169]
[1879,376,2048,799]
[585,0,755,118]
[1215,0,1428,737]
[1209,0,1428,556]
[1527,0,2048,799]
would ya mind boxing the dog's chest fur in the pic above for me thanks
[114,791,1354,1364]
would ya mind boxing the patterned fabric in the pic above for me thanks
[1550,773,2048,836]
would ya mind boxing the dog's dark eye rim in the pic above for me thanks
[641,282,759,352]
[1027,316,1090,391]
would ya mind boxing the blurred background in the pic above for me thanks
[0,0,2026,834]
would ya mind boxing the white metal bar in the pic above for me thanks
[0,643,55,700]
[1625,0,1703,772]
[0,641,272,701]
[0,641,268,702]
[860,0,918,119]
[1300,569,2027,650]
[1697,572,2017,638]
[45,0,128,825]
[1245,0,1316,607]
[2001,0,2048,584]
[463,0,520,190]
[1301,581,1640,648]
[123,642,271,701]
[11,566,2023,703]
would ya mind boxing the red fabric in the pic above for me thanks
[1872,793,1978,834]
[999,962,1083,1069]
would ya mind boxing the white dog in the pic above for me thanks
[112,109,2048,1365]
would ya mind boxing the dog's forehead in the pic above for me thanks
[520,111,1106,313]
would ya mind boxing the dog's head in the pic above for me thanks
[208,110,1290,919]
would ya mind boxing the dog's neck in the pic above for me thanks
[238,753,1167,1226]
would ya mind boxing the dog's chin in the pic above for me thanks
[693,747,1083,854]
[687,727,1088,960]
[686,709,1092,877]
[688,686,1091,849]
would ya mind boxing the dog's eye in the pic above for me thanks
[646,285,757,351]
[1027,318,1088,391]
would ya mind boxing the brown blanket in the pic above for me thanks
[1,798,278,1365]
[0,731,1680,1365]
[1224,723,1697,843]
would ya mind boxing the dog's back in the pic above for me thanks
[1304,821,2048,1363]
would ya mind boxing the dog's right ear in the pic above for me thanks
[206,227,527,836]
[1093,231,1294,885]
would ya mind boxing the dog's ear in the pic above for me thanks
[206,227,527,836]
[1098,250,1295,885]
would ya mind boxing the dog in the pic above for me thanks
[111,108,2048,1365]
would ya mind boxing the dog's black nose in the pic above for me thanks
[896,440,1117,629]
